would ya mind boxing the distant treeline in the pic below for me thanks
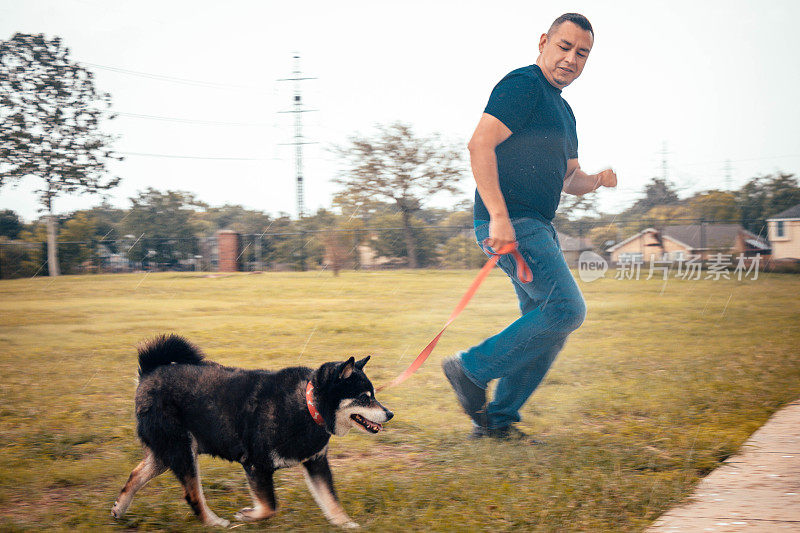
[0,173,798,277]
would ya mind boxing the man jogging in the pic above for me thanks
[443,13,617,440]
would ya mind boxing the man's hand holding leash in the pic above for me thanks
[487,215,516,252]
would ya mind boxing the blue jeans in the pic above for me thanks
[460,216,587,429]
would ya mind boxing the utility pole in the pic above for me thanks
[278,55,316,272]
[278,54,316,220]
[660,141,668,182]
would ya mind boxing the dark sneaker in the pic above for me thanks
[442,356,487,427]
[470,424,546,445]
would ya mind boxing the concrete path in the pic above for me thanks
[649,400,800,532]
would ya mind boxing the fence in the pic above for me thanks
[0,217,789,280]
[0,226,483,279]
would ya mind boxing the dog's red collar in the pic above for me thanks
[306,381,325,426]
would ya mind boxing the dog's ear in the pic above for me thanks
[338,357,356,380]
[355,356,370,370]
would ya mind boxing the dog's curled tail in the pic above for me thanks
[137,334,205,377]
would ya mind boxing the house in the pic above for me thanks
[606,224,770,264]
[322,235,403,270]
[556,231,593,266]
[767,203,800,259]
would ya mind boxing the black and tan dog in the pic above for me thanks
[111,334,393,528]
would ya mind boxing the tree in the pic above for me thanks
[737,173,800,234]
[77,201,127,251]
[559,190,599,219]
[199,204,273,236]
[0,209,22,239]
[641,204,693,226]
[258,213,305,270]
[331,192,393,226]
[366,211,440,267]
[623,177,680,217]
[0,33,121,276]
[588,223,619,253]
[58,211,99,273]
[121,189,203,268]
[553,191,600,234]
[333,122,464,268]
[686,190,739,222]
[439,208,473,233]
[439,232,487,269]
[765,173,800,214]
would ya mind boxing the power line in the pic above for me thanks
[79,61,268,91]
[677,153,800,168]
[120,151,278,161]
[115,111,270,127]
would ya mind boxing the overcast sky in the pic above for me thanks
[1,0,799,222]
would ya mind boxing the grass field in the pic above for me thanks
[0,268,799,531]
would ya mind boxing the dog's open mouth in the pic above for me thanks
[350,414,382,433]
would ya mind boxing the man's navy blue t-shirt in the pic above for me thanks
[474,64,578,223]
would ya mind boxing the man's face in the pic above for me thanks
[537,21,593,89]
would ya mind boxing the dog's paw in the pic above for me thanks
[341,521,360,529]
[234,507,276,522]
[233,508,251,522]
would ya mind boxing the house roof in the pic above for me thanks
[767,203,800,220]
[661,224,741,250]
[605,228,656,253]
[556,231,593,252]
[606,224,770,253]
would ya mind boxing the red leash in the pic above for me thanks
[377,240,531,391]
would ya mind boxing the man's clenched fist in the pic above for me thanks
[596,168,617,188]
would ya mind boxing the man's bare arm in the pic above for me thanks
[468,113,514,250]
[563,158,617,195]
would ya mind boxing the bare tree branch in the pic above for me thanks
[332,122,465,267]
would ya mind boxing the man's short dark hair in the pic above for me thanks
[548,13,594,37]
